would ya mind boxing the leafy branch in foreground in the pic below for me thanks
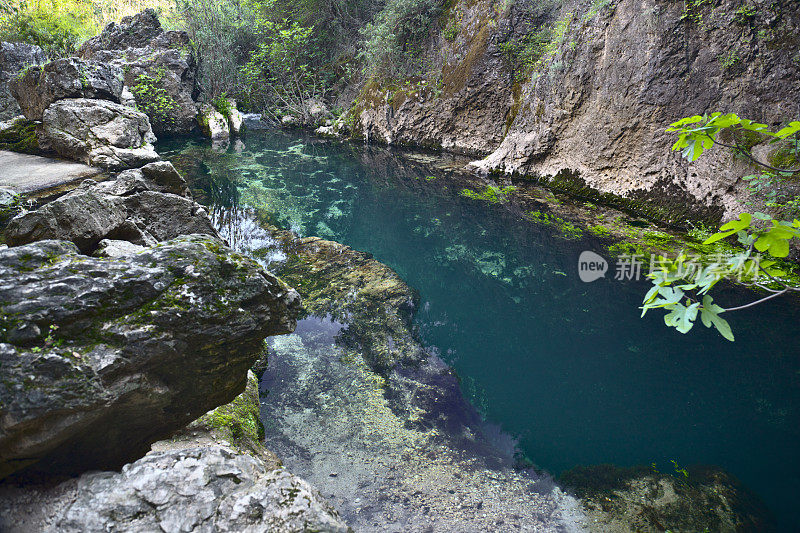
[642,113,800,341]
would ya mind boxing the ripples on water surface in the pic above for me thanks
[159,130,800,531]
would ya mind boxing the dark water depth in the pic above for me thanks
[158,130,800,531]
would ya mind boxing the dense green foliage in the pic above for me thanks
[642,114,800,341]
[0,0,96,56]
[172,0,259,100]
[174,0,364,115]
[240,19,321,121]
[129,68,179,129]
[0,0,174,56]
[360,0,442,78]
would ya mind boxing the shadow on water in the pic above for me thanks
[159,130,800,531]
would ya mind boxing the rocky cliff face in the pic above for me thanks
[0,43,47,121]
[342,0,800,222]
[78,9,200,135]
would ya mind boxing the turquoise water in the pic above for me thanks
[159,130,800,531]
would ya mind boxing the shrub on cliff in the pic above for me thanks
[361,0,442,78]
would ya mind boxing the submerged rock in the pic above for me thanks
[79,9,199,135]
[0,42,47,121]
[0,235,300,479]
[4,161,212,253]
[9,58,124,122]
[560,464,775,532]
[38,98,159,170]
[256,226,586,531]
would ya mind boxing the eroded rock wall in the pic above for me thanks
[344,0,800,222]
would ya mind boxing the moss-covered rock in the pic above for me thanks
[0,117,40,155]
[0,235,300,480]
[194,371,266,454]
[0,187,21,230]
[561,463,774,532]
[268,226,424,374]
[197,104,229,140]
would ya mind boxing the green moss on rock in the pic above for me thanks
[0,118,40,155]
[196,370,265,447]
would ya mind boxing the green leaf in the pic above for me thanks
[664,302,699,334]
[774,121,800,139]
[719,213,752,232]
[756,234,790,257]
[702,229,737,244]
[738,119,768,132]
[699,296,734,342]
[708,113,740,129]
[667,115,704,130]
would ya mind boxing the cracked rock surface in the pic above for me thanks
[38,98,159,170]
[0,235,300,479]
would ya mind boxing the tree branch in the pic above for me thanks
[704,132,799,174]
[722,288,789,312]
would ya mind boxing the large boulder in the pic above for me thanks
[39,98,159,170]
[198,99,244,139]
[79,9,199,134]
[4,161,215,253]
[198,104,230,140]
[0,42,47,121]
[0,235,300,479]
[9,57,123,121]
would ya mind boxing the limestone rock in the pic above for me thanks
[226,99,244,136]
[0,187,21,228]
[198,104,230,140]
[39,98,159,170]
[9,58,123,121]
[79,9,163,52]
[44,445,349,533]
[306,98,332,126]
[561,464,774,532]
[281,114,299,127]
[79,9,199,135]
[343,0,800,220]
[0,42,47,121]
[92,238,146,258]
[119,85,137,108]
[0,235,300,479]
[4,162,215,253]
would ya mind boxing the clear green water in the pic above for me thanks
[159,130,800,531]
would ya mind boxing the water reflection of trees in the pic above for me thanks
[210,205,285,268]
